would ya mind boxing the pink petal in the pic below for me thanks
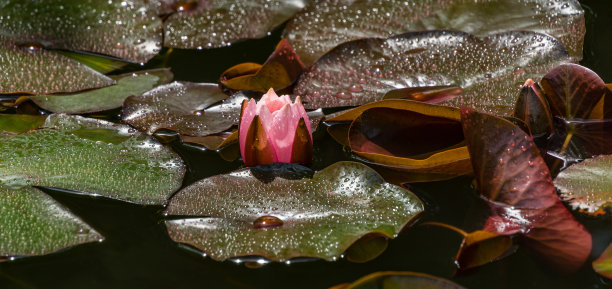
[239,99,258,161]
[261,88,286,113]
[255,101,278,161]
[266,103,295,162]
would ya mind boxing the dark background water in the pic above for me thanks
[1,0,611,288]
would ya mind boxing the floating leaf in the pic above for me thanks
[30,69,173,114]
[513,79,553,137]
[157,0,310,49]
[54,50,129,74]
[122,82,243,136]
[594,242,612,279]
[327,100,471,181]
[344,233,389,263]
[0,0,162,63]
[220,39,305,92]
[331,271,466,289]
[0,114,185,205]
[295,30,570,116]
[165,162,423,261]
[461,107,592,273]
[383,86,464,104]
[0,38,114,94]
[0,114,46,134]
[0,185,102,257]
[554,155,612,214]
[283,0,584,66]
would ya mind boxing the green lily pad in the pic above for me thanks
[594,242,612,279]
[165,162,423,261]
[153,0,310,49]
[332,271,466,289]
[0,0,162,63]
[30,69,174,114]
[122,82,246,136]
[0,114,46,134]
[0,38,114,94]
[0,185,102,257]
[554,155,612,214]
[295,30,570,116]
[283,0,585,65]
[0,114,185,205]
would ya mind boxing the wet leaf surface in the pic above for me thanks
[554,155,612,214]
[156,0,310,49]
[461,107,592,273]
[594,242,612,279]
[122,82,242,136]
[0,0,162,63]
[30,68,173,114]
[283,0,584,65]
[0,114,46,134]
[220,39,305,92]
[331,271,466,289]
[0,39,114,94]
[0,185,102,257]
[0,114,185,205]
[295,30,570,115]
[165,162,423,261]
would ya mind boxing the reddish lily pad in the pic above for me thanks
[0,114,185,205]
[220,39,305,92]
[594,242,612,279]
[155,0,310,49]
[0,39,114,94]
[30,69,173,114]
[331,271,466,289]
[554,155,612,214]
[165,162,423,261]
[283,0,584,65]
[0,185,102,257]
[122,82,244,136]
[295,30,570,116]
[514,79,554,137]
[461,106,592,273]
[0,0,162,63]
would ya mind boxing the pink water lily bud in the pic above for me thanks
[239,88,313,166]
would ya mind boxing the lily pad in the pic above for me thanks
[122,82,244,136]
[331,271,466,289]
[594,242,612,279]
[0,114,46,134]
[283,0,584,65]
[156,0,310,49]
[295,30,570,116]
[165,162,423,261]
[554,155,612,214]
[0,185,102,257]
[0,0,163,63]
[461,106,592,273]
[30,68,174,114]
[0,38,114,94]
[0,114,185,205]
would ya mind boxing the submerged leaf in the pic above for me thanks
[122,82,243,136]
[331,271,466,289]
[283,0,584,65]
[0,114,185,205]
[0,114,46,134]
[30,68,173,114]
[0,38,114,94]
[165,162,423,261]
[157,0,310,49]
[0,0,162,63]
[295,30,570,115]
[461,107,591,273]
[594,242,612,279]
[0,185,102,257]
[220,39,305,92]
[554,155,612,214]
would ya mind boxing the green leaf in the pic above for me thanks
[0,114,46,134]
[594,242,612,279]
[54,50,129,74]
[165,162,423,261]
[0,114,185,205]
[30,68,174,114]
[331,271,466,289]
[154,0,311,49]
[0,0,162,63]
[0,185,102,257]
[554,155,612,214]
[283,0,584,65]
[122,82,246,136]
[295,31,570,116]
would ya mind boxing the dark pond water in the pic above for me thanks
[1,1,611,288]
